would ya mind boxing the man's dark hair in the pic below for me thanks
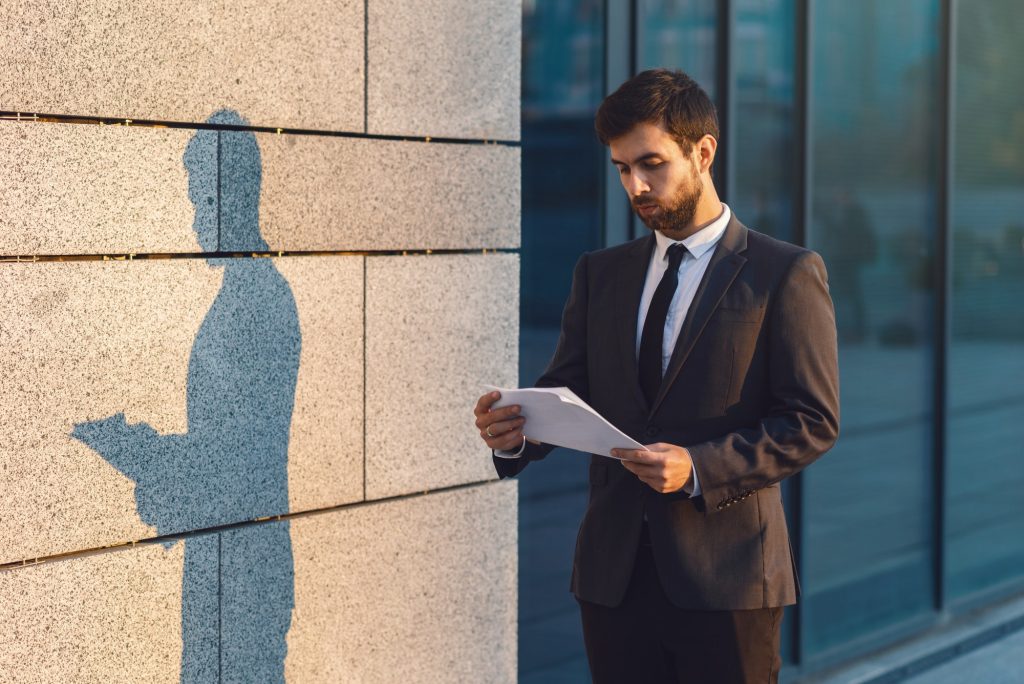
[594,68,719,151]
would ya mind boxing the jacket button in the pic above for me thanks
[645,425,660,438]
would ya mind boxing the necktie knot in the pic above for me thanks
[666,242,688,270]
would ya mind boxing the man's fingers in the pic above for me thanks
[612,447,659,464]
[481,417,525,438]
[474,404,521,430]
[474,391,501,417]
[621,460,657,475]
[485,428,524,451]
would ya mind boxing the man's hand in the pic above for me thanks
[613,443,694,494]
[474,391,527,452]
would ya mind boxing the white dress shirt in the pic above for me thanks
[634,204,731,496]
[497,205,733,500]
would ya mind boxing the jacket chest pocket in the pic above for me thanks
[685,307,765,414]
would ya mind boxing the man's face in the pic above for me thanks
[609,122,703,234]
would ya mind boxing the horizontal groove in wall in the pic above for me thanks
[0,478,507,573]
[0,111,519,147]
[0,248,518,263]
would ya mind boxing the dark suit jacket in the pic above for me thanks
[495,215,840,610]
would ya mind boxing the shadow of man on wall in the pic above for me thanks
[72,109,300,683]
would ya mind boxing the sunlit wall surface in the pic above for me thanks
[945,0,1024,602]
[0,1,521,681]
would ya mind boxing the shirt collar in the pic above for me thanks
[653,203,731,263]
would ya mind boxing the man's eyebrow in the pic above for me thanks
[610,152,662,166]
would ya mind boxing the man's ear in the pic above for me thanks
[695,134,717,174]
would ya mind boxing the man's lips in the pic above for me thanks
[635,204,658,217]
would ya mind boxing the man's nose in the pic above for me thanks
[626,173,651,197]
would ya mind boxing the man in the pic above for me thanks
[474,69,839,683]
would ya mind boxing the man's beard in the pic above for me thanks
[633,168,703,233]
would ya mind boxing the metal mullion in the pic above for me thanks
[790,0,812,666]
[715,0,734,202]
[933,0,956,613]
[603,0,637,247]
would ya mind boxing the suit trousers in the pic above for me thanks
[577,524,783,684]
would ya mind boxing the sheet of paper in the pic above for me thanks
[485,385,646,459]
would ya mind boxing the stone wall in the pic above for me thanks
[0,1,520,681]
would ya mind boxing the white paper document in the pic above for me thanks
[485,385,646,459]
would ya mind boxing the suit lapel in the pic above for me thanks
[650,216,749,416]
[614,234,656,410]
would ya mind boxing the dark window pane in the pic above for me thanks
[802,0,941,657]
[731,0,799,665]
[730,0,796,243]
[519,1,605,680]
[522,0,605,334]
[638,0,718,99]
[945,0,1024,602]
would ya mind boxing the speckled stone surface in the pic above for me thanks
[223,133,520,251]
[0,534,218,683]
[0,484,516,682]
[368,0,521,140]
[281,482,517,683]
[0,121,206,255]
[0,260,219,564]
[220,522,297,683]
[365,254,518,500]
[0,256,364,565]
[275,256,364,513]
[0,0,363,131]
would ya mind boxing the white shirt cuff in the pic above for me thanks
[689,464,702,497]
[493,437,527,459]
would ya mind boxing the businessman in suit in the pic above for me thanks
[474,69,839,683]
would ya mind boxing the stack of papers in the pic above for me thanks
[485,385,646,459]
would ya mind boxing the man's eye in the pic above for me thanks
[643,161,663,169]
[617,167,628,175]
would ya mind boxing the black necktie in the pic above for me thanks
[639,243,688,406]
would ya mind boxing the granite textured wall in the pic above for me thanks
[0,1,520,681]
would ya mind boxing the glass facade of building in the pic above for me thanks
[519,2,604,681]
[517,0,1024,680]
[804,0,942,659]
[946,0,1024,603]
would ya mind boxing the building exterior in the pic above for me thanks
[2,1,1021,682]
[519,0,1024,681]
[1,1,520,682]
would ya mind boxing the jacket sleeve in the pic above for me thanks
[683,250,840,512]
[492,252,592,479]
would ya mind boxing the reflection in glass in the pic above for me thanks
[522,0,605,333]
[802,0,940,657]
[729,1,798,665]
[731,0,796,241]
[519,1,605,680]
[945,0,1024,602]
[638,0,718,100]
